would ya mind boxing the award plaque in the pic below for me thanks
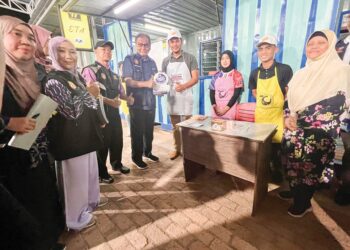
[153,72,170,95]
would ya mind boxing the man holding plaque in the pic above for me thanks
[162,29,199,160]
[82,41,131,183]
[123,33,159,169]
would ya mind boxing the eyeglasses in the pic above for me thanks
[137,43,150,48]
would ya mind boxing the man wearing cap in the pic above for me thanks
[249,34,293,183]
[123,33,159,169]
[162,29,199,160]
[82,41,131,184]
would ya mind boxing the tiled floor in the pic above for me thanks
[61,124,350,250]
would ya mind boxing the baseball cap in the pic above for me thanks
[256,35,277,48]
[94,40,114,50]
[167,29,182,41]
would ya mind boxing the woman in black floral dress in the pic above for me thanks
[281,30,350,217]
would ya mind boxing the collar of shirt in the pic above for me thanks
[344,35,350,45]
[136,53,150,62]
[171,50,183,59]
[96,61,110,70]
[258,60,276,71]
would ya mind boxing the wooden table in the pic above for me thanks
[178,118,276,216]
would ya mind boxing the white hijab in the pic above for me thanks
[287,30,350,115]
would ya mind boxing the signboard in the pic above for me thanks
[59,11,93,50]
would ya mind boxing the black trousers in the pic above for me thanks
[97,112,123,178]
[129,108,155,161]
[271,143,282,171]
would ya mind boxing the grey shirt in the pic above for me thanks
[162,51,198,75]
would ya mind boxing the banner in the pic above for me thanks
[60,11,93,50]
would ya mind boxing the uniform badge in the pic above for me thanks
[101,73,106,80]
[134,59,139,65]
[67,81,77,90]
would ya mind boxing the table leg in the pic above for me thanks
[251,141,271,216]
[183,158,204,182]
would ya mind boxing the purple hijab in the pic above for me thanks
[48,36,77,74]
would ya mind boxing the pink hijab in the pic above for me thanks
[48,36,77,74]
[0,15,40,110]
[30,25,52,65]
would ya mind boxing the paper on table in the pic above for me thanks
[8,94,58,150]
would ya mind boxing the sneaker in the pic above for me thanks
[169,151,181,160]
[288,204,312,218]
[82,216,96,230]
[99,175,114,184]
[277,190,293,201]
[132,159,148,170]
[144,153,159,162]
[98,197,109,207]
[112,164,130,174]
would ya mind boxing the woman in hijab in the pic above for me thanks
[280,30,350,217]
[45,36,106,231]
[31,25,52,89]
[209,50,243,119]
[0,16,64,250]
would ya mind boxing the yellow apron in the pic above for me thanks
[120,79,129,116]
[255,67,284,143]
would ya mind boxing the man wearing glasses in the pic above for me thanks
[123,33,159,169]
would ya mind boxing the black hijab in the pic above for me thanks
[219,50,235,73]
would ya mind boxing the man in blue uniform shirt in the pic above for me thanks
[123,33,159,169]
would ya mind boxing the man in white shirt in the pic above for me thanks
[162,29,199,160]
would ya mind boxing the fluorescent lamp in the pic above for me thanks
[144,24,169,34]
[114,0,142,15]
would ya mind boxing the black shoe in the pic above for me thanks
[277,190,293,201]
[144,153,159,162]
[99,175,114,184]
[288,204,312,218]
[132,159,148,170]
[51,243,66,250]
[112,164,130,174]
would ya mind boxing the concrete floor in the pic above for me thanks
[61,124,350,250]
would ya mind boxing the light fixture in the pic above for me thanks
[114,0,142,15]
[144,24,170,34]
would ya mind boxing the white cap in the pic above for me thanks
[167,29,182,41]
[256,35,277,47]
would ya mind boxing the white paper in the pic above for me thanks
[8,94,58,150]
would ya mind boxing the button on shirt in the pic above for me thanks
[123,54,158,110]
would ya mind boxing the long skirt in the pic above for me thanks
[60,152,100,230]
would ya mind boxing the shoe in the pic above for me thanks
[51,243,66,250]
[169,151,181,160]
[82,216,96,230]
[277,190,293,201]
[99,175,114,184]
[288,204,312,218]
[98,196,109,207]
[132,159,148,170]
[144,153,159,162]
[112,164,131,174]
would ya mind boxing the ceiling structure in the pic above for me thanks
[23,0,223,42]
